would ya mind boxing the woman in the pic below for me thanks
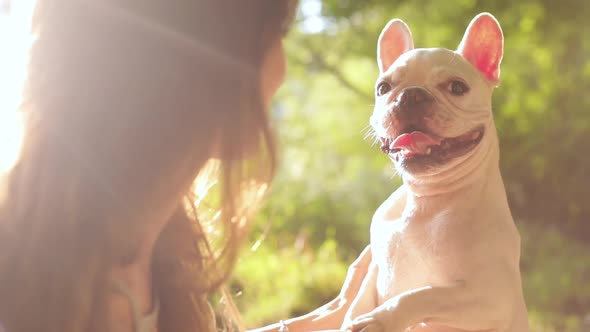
[0,0,370,331]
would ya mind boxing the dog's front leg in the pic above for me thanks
[348,280,511,332]
[341,263,379,329]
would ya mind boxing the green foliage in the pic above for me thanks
[232,0,590,330]
[232,240,349,328]
[520,223,590,331]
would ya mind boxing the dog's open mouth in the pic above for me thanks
[380,126,484,162]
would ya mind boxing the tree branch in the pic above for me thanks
[290,38,374,102]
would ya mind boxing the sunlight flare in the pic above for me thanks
[0,0,36,203]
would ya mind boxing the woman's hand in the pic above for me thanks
[250,245,372,332]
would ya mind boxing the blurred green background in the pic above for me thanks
[232,0,590,331]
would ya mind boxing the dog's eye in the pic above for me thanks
[376,82,392,96]
[448,80,470,96]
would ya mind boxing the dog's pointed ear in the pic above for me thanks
[378,19,414,73]
[457,13,504,84]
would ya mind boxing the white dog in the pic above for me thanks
[342,13,529,332]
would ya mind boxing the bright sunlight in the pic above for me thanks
[0,0,35,201]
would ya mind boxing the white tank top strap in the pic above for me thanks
[110,279,159,332]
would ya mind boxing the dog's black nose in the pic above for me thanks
[397,87,433,108]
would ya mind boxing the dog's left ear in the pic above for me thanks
[457,13,504,84]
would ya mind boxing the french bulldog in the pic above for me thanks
[341,13,529,332]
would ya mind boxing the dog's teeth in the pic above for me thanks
[471,131,482,140]
[426,148,432,155]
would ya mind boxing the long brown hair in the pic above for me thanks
[0,0,296,331]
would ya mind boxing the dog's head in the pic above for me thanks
[371,13,503,176]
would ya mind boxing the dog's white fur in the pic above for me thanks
[342,13,529,332]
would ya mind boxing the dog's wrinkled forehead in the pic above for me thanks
[384,48,484,85]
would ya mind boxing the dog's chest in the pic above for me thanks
[371,215,464,302]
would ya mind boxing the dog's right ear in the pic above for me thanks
[378,19,414,73]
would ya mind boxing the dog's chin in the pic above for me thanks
[382,126,485,175]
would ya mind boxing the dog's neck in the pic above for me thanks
[402,122,502,202]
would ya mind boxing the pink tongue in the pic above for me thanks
[392,132,441,154]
